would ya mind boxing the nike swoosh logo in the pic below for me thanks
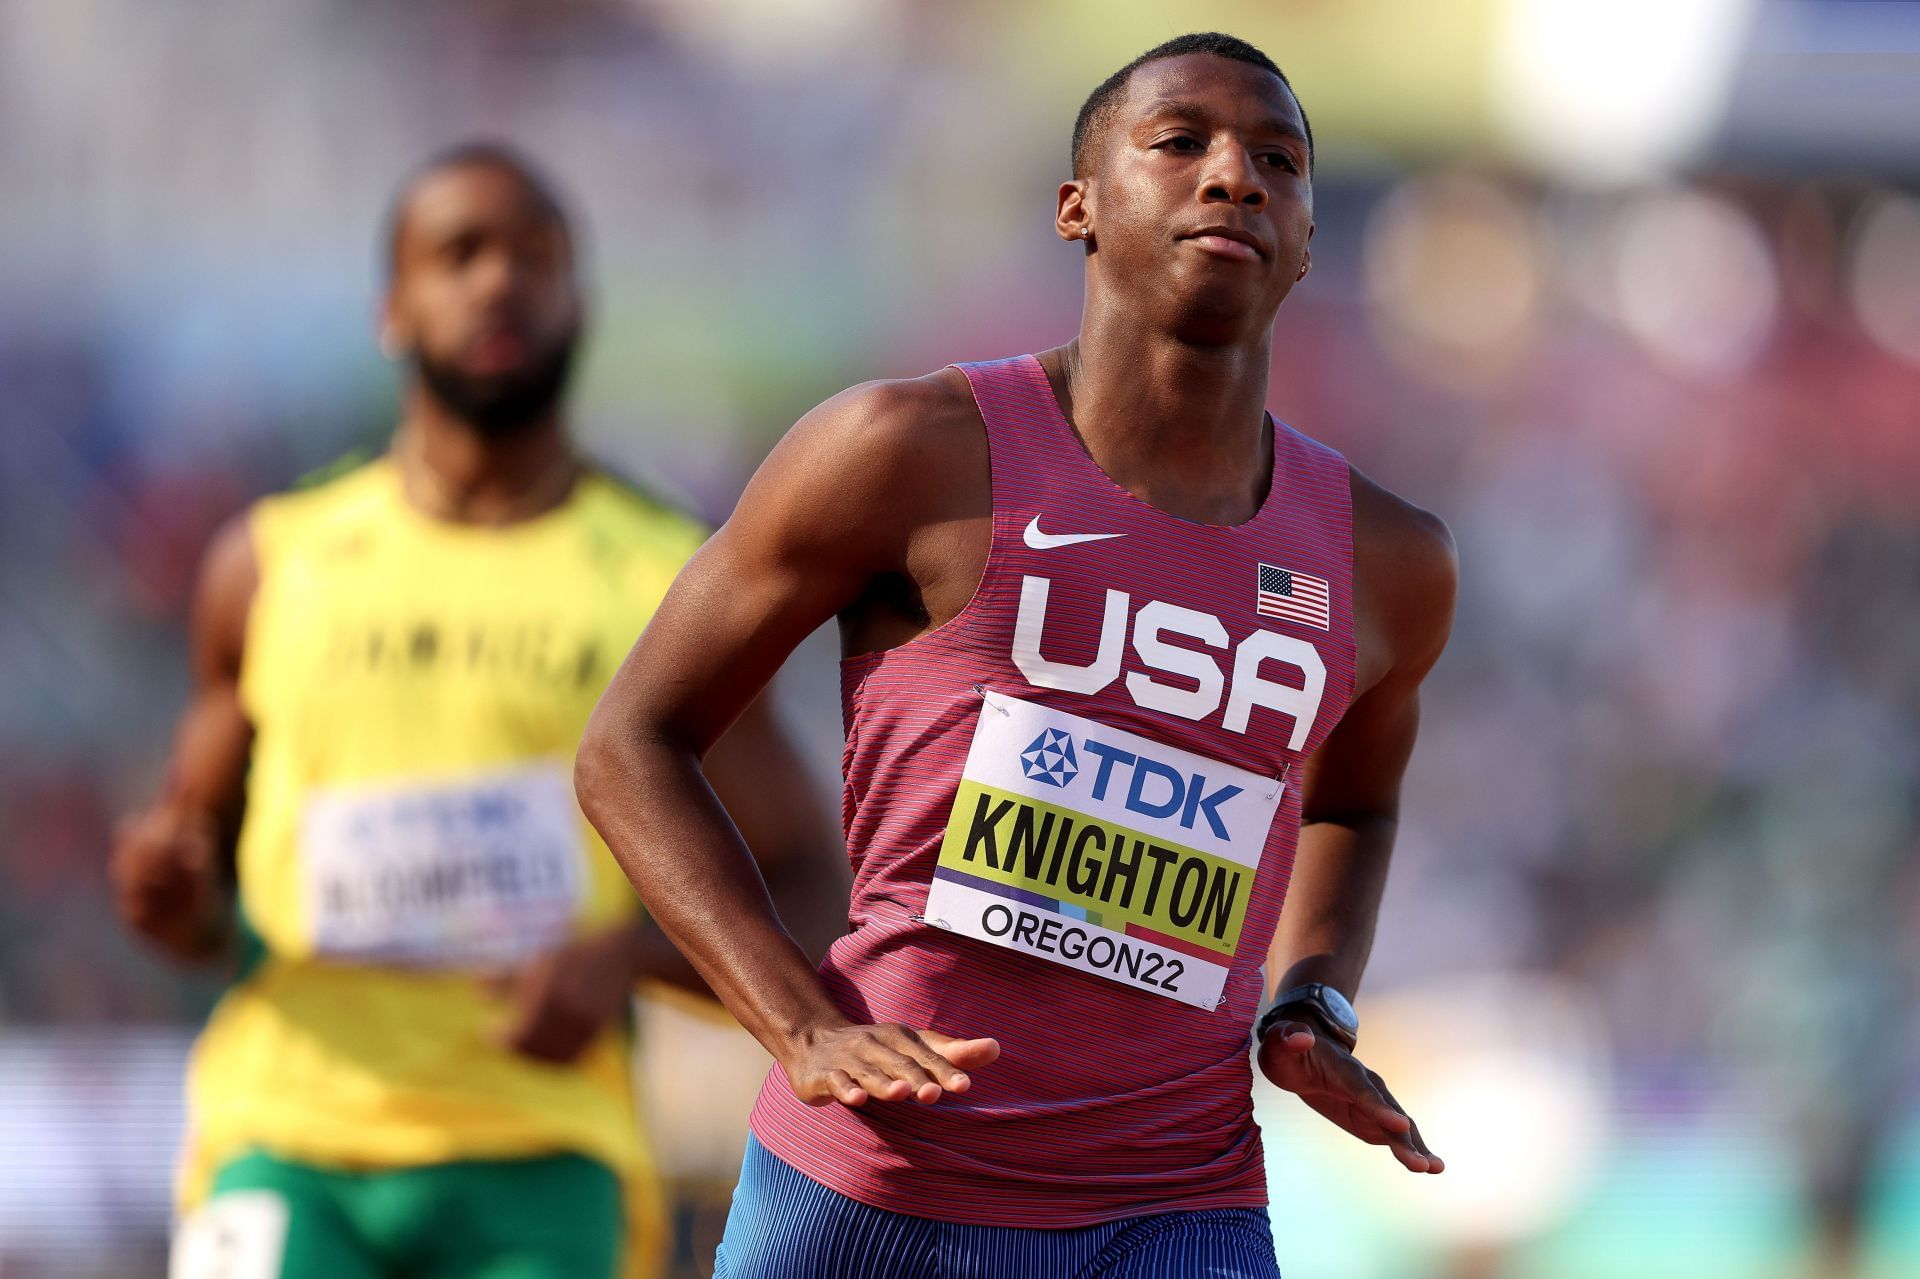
[1023,516,1127,550]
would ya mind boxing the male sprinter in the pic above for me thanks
[578,33,1454,1278]
[111,144,833,1279]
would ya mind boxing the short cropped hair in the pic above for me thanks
[1070,32,1314,178]
[382,141,572,279]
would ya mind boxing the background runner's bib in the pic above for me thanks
[927,692,1281,1009]
[302,763,587,969]
[750,355,1360,1228]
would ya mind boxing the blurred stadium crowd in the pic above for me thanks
[1,1,1916,1276]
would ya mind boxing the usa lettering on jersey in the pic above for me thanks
[1009,573,1328,750]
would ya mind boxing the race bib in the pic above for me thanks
[301,762,587,969]
[170,1192,288,1279]
[924,691,1281,1009]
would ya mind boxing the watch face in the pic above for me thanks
[1319,985,1359,1033]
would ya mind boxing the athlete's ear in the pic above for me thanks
[376,293,406,362]
[1295,223,1315,283]
[564,280,590,338]
[1057,179,1093,246]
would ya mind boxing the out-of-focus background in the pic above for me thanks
[3,1,1917,1276]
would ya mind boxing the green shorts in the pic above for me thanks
[172,1149,623,1279]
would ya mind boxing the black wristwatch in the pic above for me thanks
[1255,982,1359,1052]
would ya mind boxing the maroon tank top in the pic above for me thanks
[750,354,1359,1225]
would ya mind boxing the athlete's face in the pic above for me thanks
[1061,55,1314,342]
[381,164,582,436]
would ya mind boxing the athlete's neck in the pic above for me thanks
[1039,320,1273,527]
[393,390,580,526]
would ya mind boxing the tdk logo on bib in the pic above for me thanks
[1019,729,1078,787]
[1083,741,1247,842]
[1017,730,1245,840]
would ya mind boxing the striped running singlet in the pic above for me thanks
[749,354,1359,1226]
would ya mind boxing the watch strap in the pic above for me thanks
[1255,983,1358,1051]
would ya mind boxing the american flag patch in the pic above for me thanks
[1256,563,1331,629]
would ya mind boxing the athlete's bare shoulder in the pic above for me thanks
[184,509,259,684]
[732,365,988,587]
[776,365,985,510]
[1348,466,1457,693]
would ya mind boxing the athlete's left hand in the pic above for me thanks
[1257,1020,1444,1174]
[494,925,642,1065]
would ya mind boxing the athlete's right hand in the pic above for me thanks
[110,805,230,962]
[781,1022,1001,1108]
[1258,1019,1443,1174]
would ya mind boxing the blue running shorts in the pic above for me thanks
[715,1134,1281,1279]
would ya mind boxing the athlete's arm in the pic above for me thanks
[701,691,847,967]
[1257,472,1457,1174]
[501,693,843,1064]
[110,514,257,964]
[577,375,1000,1108]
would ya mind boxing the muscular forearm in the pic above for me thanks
[700,696,848,966]
[612,917,704,997]
[1265,812,1397,1003]
[118,513,256,968]
[112,794,241,967]
[576,732,848,1057]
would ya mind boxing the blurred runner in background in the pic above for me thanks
[110,143,835,1279]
